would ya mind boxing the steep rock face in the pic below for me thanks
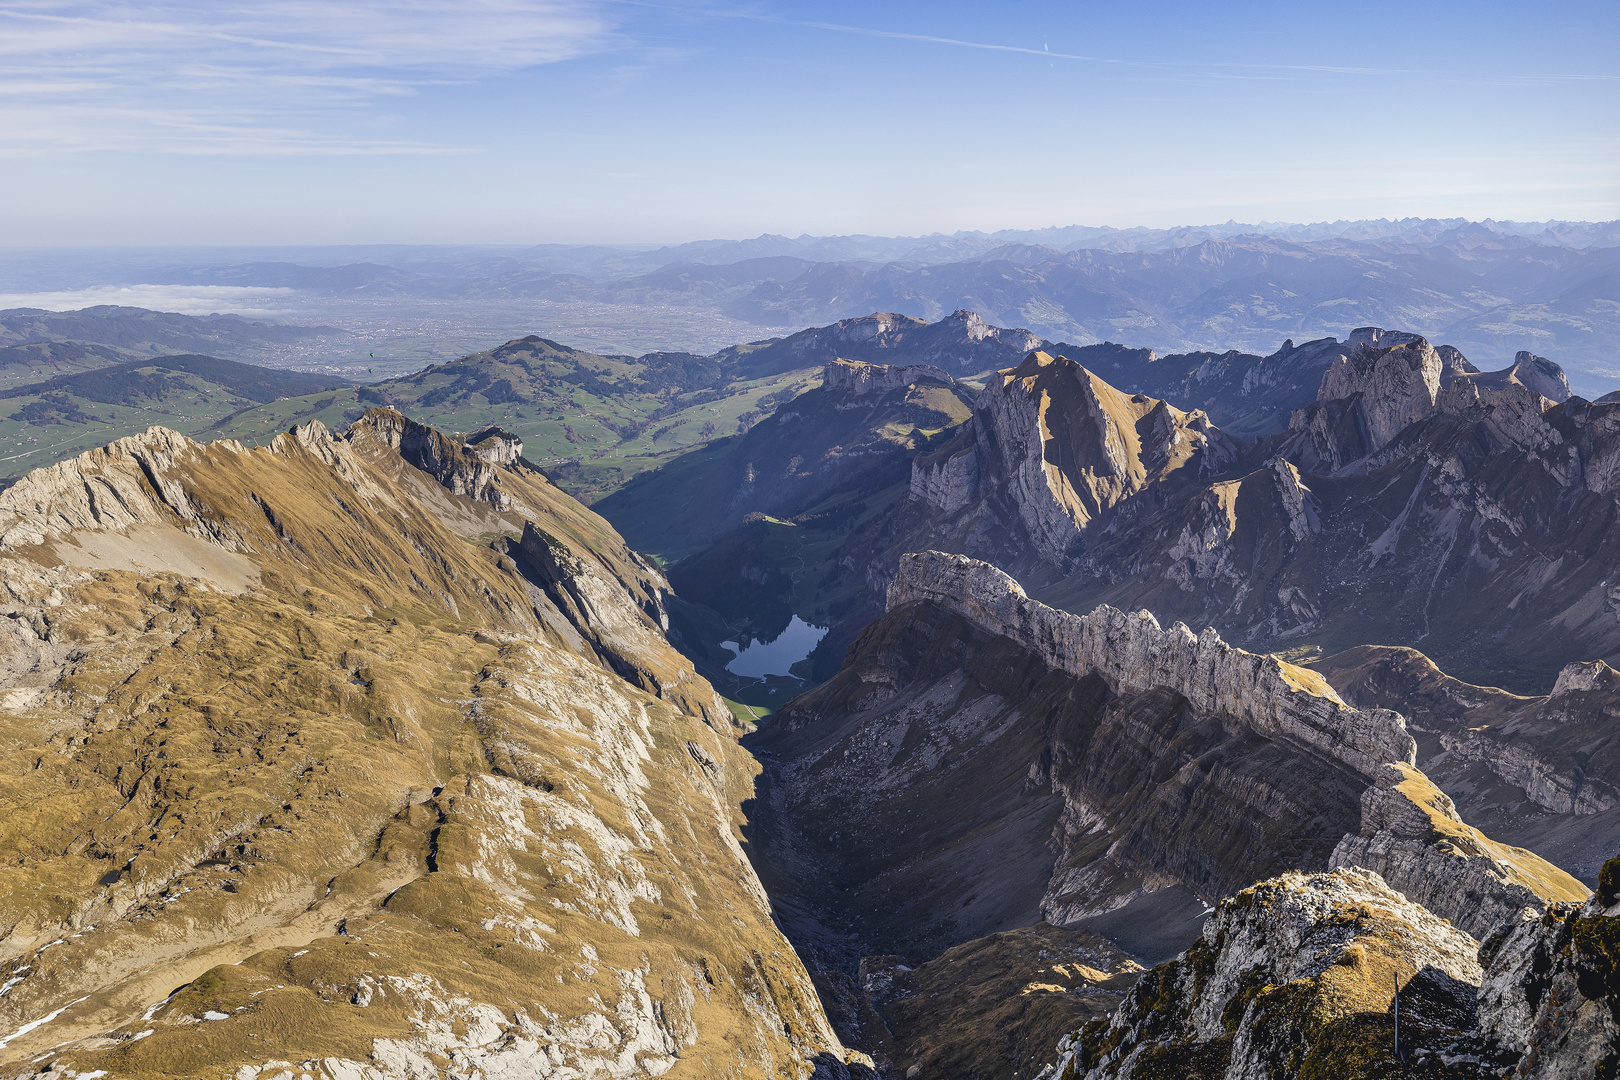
[820,358,953,395]
[352,407,515,510]
[1475,861,1620,1079]
[0,415,864,1079]
[1039,868,1506,1080]
[1316,646,1620,882]
[1330,764,1588,939]
[1506,351,1572,404]
[1314,335,1444,448]
[910,354,1240,566]
[745,552,1569,1071]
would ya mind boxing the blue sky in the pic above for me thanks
[2,0,1616,244]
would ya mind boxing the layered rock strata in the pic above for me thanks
[0,415,866,1079]
[909,352,1240,565]
[821,358,953,396]
[1330,764,1589,939]
[746,550,1574,1074]
[1318,646,1620,881]
[885,551,1415,778]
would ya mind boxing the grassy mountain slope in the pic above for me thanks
[0,412,860,1077]
[0,305,337,365]
[0,341,134,390]
[0,356,350,485]
[201,335,822,500]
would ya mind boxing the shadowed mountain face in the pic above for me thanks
[600,359,974,560]
[744,551,1584,1079]
[0,411,872,1079]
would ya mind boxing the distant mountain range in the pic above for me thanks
[5,217,1617,387]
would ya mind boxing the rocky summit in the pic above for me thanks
[834,331,1620,689]
[0,410,872,1079]
[1038,854,1620,1080]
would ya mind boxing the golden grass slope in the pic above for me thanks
[0,411,862,1079]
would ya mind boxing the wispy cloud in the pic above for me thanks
[0,1,615,154]
[783,16,1415,79]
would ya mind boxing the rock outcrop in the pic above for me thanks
[1038,854,1620,1079]
[820,358,953,395]
[1038,868,1508,1080]
[0,414,867,1078]
[745,552,1574,1070]
[1475,855,1620,1078]
[1330,764,1588,939]
[909,353,1240,566]
[1307,333,1444,455]
[1317,645,1620,881]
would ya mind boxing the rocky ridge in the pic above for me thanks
[1316,646,1620,882]
[885,551,1414,778]
[0,413,867,1078]
[847,330,1620,688]
[735,309,1045,378]
[746,551,1580,1075]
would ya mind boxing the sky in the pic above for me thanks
[1,0,1617,245]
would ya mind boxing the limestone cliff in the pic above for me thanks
[1317,645,1620,882]
[883,551,1414,778]
[745,552,1573,1073]
[1330,765,1588,939]
[0,414,866,1079]
[909,353,1240,566]
[1038,868,1508,1080]
[820,358,953,396]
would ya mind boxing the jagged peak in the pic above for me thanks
[887,550,1416,777]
